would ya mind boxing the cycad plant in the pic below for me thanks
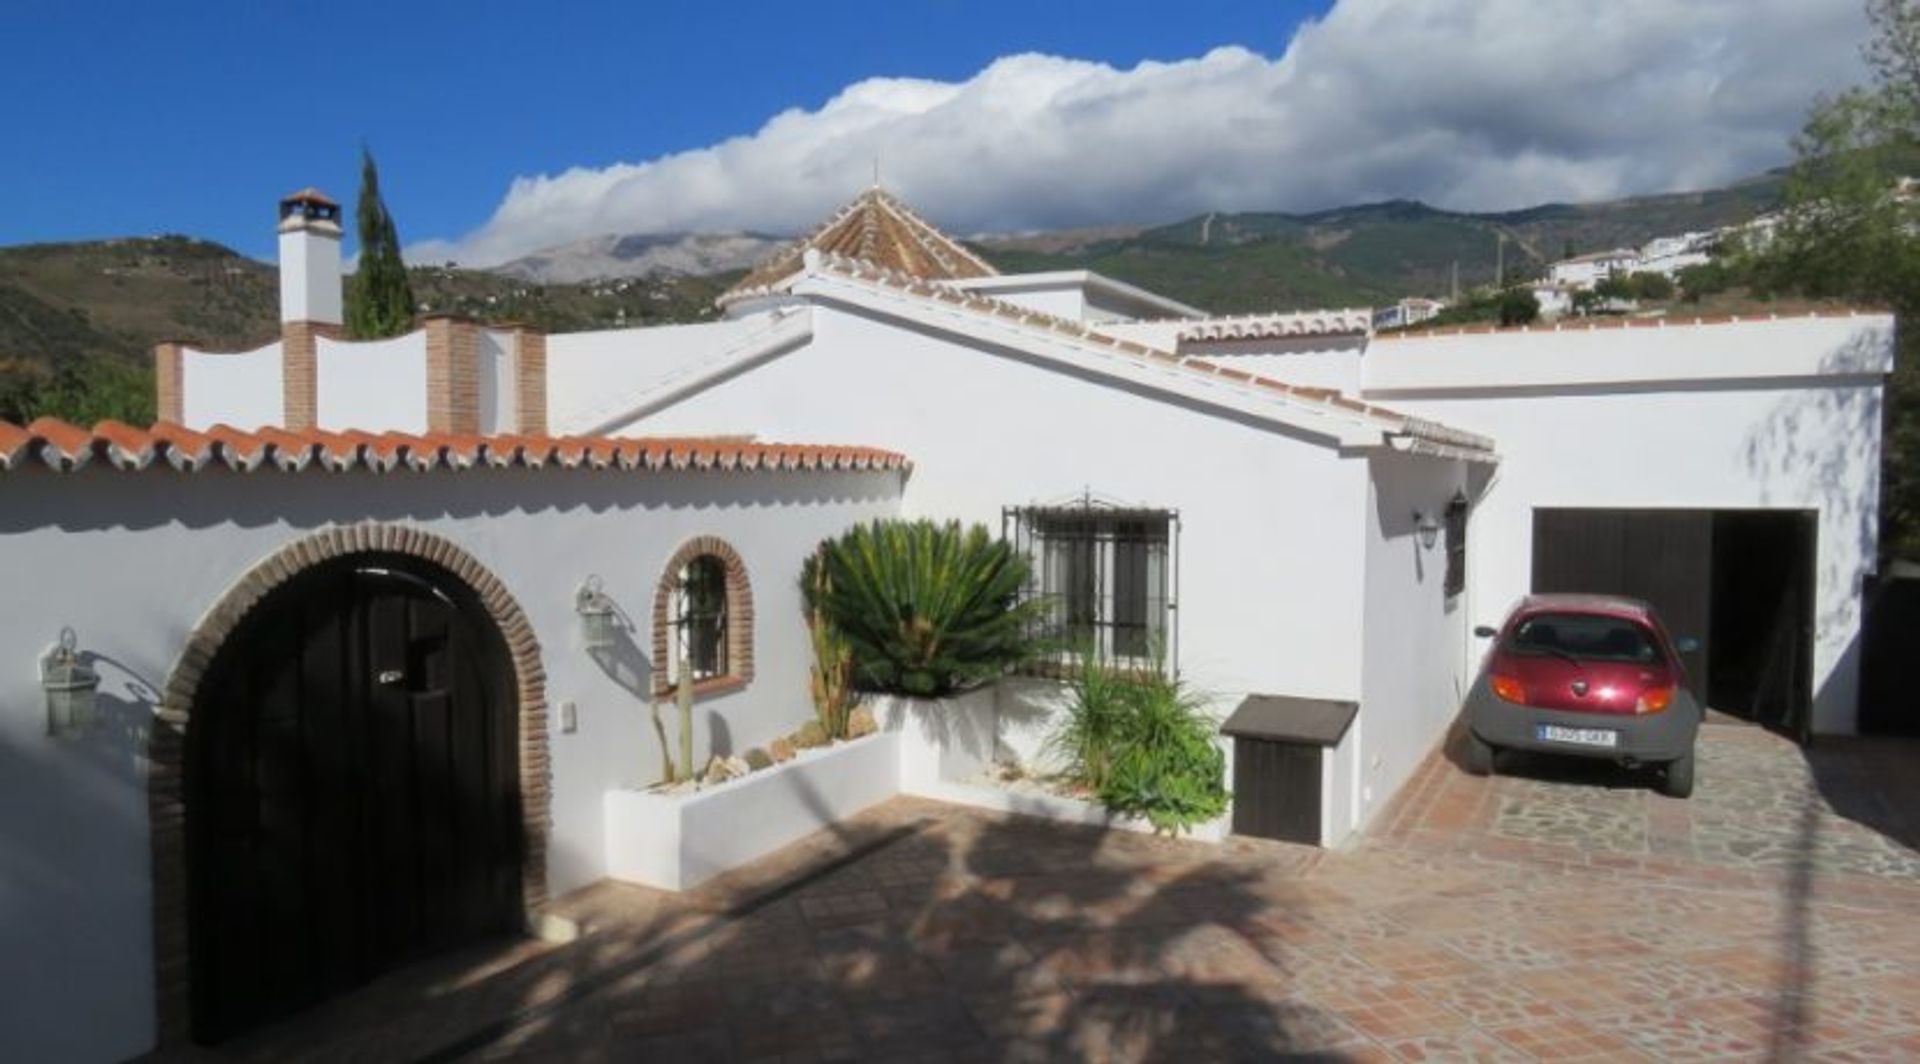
[802,519,1045,697]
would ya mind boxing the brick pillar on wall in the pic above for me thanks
[282,321,340,430]
[513,325,548,435]
[153,341,185,423]
[424,315,481,434]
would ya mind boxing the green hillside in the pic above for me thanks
[972,176,1786,314]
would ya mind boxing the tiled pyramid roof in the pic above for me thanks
[718,188,998,308]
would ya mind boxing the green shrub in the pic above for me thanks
[1046,650,1135,792]
[1048,654,1229,835]
[802,519,1045,697]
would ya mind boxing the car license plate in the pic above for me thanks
[1536,724,1618,748]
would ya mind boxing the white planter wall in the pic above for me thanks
[604,733,901,891]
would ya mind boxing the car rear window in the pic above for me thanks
[1506,612,1660,663]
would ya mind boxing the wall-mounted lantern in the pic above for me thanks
[41,627,99,739]
[1414,510,1442,549]
[576,576,620,652]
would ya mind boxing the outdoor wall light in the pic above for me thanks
[576,576,620,652]
[1414,510,1442,549]
[41,627,99,739]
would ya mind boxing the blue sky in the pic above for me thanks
[0,2,1868,264]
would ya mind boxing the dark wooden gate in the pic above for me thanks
[1532,509,1714,683]
[186,555,521,1043]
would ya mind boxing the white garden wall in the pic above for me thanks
[0,462,900,1061]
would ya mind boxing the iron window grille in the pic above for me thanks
[672,555,729,681]
[1444,491,1469,599]
[1004,497,1179,674]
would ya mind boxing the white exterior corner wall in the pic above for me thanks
[1367,315,1893,734]
[0,463,901,1060]
[617,298,1376,710]
[1355,452,1472,838]
[315,333,428,433]
[179,341,283,430]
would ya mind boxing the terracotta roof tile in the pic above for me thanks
[0,421,911,478]
[1177,309,1373,343]
[719,188,998,307]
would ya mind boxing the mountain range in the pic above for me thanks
[0,172,1786,388]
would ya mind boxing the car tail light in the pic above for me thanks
[1491,674,1526,704]
[1636,686,1675,714]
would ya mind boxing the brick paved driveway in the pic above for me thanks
[174,723,1920,1063]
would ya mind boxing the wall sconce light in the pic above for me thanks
[575,576,620,652]
[41,627,99,739]
[1414,510,1441,549]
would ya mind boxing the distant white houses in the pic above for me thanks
[1547,248,1639,288]
[1372,296,1445,330]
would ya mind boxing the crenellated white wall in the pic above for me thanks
[315,333,428,433]
[0,462,901,1061]
[180,341,282,430]
[478,329,517,434]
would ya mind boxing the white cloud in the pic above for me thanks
[414,0,1872,266]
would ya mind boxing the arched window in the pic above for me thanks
[652,537,754,697]
[676,555,729,681]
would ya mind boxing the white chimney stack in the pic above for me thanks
[276,188,343,325]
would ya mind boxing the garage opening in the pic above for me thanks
[185,553,523,1043]
[1532,508,1815,737]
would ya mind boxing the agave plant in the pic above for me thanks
[802,519,1046,697]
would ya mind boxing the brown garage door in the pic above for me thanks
[1531,508,1814,737]
[187,554,522,1043]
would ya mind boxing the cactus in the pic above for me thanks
[803,548,859,740]
[793,720,828,749]
[676,649,694,782]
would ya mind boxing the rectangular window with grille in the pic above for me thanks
[1005,501,1178,672]
[1444,492,1468,599]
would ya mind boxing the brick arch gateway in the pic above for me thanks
[147,523,551,1044]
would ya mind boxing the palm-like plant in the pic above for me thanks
[802,519,1045,697]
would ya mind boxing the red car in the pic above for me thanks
[1464,594,1703,797]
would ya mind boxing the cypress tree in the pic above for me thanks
[345,149,416,339]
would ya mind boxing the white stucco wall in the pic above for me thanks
[478,329,517,435]
[277,227,342,325]
[545,310,809,433]
[0,462,900,1060]
[1354,452,1472,838]
[315,333,428,433]
[1367,315,1892,734]
[180,341,282,430]
[617,300,1376,707]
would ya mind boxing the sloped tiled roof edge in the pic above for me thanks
[717,188,999,308]
[0,419,911,476]
[1176,309,1374,343]
[798,253,1497,460]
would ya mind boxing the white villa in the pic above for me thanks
[0,185,1894,1059]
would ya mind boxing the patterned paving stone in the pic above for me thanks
[161,726,1920,1063]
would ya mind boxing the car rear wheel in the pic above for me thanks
[1660,750,1695,799]
[1464,732,1496,776]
